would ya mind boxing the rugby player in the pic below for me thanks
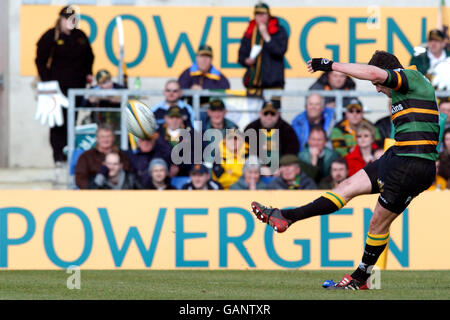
[251,51,440,290]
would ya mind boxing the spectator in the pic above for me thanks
[410,29,450,79]
[88,151,141,190]
[83,69,126,132]
[374,148,385,160]
[157,105,194,176]
[428,160,447,191]
[244,100,300,173]
[182,164,223,190]
[309,71,356,108]
[202,99,239,136]
[35,5,94,164]
[238,2,288,99]
[298,127,339,184]
[151,79,195,130]
[330,98,382,156]
[179,44,230,106]
[438,127,450,187]
[75,124,130,189]
[267,154,317,190]
[145,158,176,190]
[344,122,379,177]
[438,97,450,130]
[211,129,248,189]
[126,134,172,187]
[291,93,335,152]
[318,157,348,189]
[229,156,267,190]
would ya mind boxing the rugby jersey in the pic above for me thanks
[382,67,440,161]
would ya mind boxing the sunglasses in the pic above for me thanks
[347,108,362,114]
[263,111,277,116]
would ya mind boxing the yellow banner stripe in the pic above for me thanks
[394,140,438,146]
[392,108,439,121]
[366,232,390,246]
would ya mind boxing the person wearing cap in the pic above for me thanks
[125,133,172,187]
[157,105,194,176]
[229,155,267,190]
[309,71,356,109]
[238,3,288,96]
[181,164,223,190]
[35,5,94,164]
[151,79,195,130]
[410,29,450,79]
[267,154,317,190]
[291,93,335,152]
[202,99,238,136]
[211,129,248,189]
[330,98,382,157]
[179,44,230,93]
[83,69,127,132]
[244,100,300,170]
[145,158,176,190]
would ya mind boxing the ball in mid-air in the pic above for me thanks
[126,99,157,139]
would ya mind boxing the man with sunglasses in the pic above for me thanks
[251,51,440,290]
[244,100,299,174]
[330,98,382,156]
[151,79,195,130]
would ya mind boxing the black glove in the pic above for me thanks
[99,165,110,178]
[310,58,334,72]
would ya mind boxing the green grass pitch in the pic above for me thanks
[0,270,449,300]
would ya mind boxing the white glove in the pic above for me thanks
[431,58,450,91]
[36,81,69,128]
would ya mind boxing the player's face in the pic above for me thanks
[373,83,392,97]
[151,165,167,183]
[330,163,347,184]
[306,94,324,119]
[356,129,374,148]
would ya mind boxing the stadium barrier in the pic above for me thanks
[0,190,449,270]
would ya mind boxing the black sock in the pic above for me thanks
[281,191,347,223]
[351,232,389,282]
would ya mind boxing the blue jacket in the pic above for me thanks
[291,107,335,152]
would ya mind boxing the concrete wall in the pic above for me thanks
[5,0,442,168]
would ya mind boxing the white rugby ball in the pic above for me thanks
[126,99,157,139]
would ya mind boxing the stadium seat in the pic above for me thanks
[171,176,191,190]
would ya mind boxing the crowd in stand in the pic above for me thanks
[36,5,450,191]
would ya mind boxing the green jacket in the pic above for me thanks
[409,48,450,76]
[330,118,382,157]
[298,146,339,183]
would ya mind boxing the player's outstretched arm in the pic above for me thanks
[307,58,388,83]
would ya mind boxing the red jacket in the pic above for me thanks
[345,143,378,177]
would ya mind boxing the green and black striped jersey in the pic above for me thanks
[382,67,440,161]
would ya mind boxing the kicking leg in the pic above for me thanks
[251,169,373,232]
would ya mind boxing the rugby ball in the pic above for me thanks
[126,99,157,139]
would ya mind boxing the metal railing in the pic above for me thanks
[66,88,450,186]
